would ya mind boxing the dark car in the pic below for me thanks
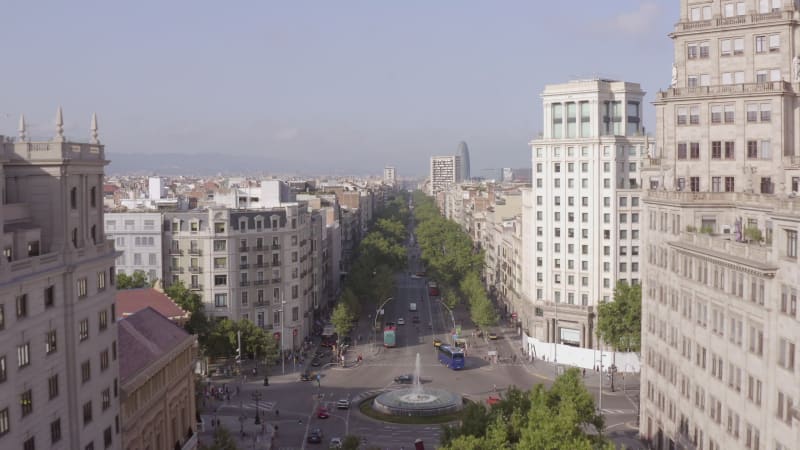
[394,374,413,384]
[317,407,329,419]
[311,358,322,367]
[307,428,323,444]
[300,371,313,381]
[412,316,420,324]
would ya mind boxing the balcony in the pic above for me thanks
[188,248,202,256]
[254,279,267,286]
[271,261,281,267]
[271,244,280,250]
[189,266,203,274]
[240,263,249,269]
[213,246,226,253]
[255,262,266,268]
[240,281,250,287]
[675,10,793,33]
[271,278,281,283]
[657,81,790,101]
[673,230,776,270]
[786,155,800,168]
[255,245,265,251]
[190,284,203,291]
[256,301,268,308]
[239,246,249,252]
[169,248,183,256]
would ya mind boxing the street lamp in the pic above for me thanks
[373,297,393,348]
[598,353,607,415]
[439,301,457,343]
[251,391,262,424]
[277,294,287,375]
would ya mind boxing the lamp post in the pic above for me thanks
[599,353,607,415]
[278,294,287,375]
[439,301,456,343]
[373,297,393,348]
[251,391,262,424]
[554,298,559,378]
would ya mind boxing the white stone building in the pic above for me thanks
[523,79,652,349]
[105,212,163,282]
[383,166,396,187]
[429,155,462,195]
[639,1,800,449]
[0,111,120,449]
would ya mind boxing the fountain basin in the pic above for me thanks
[372,387,463,416]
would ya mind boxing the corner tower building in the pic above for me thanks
[0,111,120,449]
[640,1,800,449]
[523,79,650,349]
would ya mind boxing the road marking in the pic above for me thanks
[236,401,276,411]
[601,408,636,415]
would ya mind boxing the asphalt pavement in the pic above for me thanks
[196,222,646,449]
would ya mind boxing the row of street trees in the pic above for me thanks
[411,191,497,329]
[440,369,613,450]
[330,194,411,339]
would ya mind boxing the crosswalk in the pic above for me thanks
[601,408,635,415]
[237,400,277,411]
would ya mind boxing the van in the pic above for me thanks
[409,302,417,312]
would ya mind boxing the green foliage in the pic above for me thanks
[699,225,714,234]
[341,435,362,450]
[165,280,203,313]
[596,281,642,352]
[331,301,355,339]
[440,369,611,450]
[744,226,763,242]
[116,271,150,289]
[204,319,278,365]
[199,426,239,450]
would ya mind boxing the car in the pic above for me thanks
[412,316,420,324]
[307,428,323,444]
[416,271,426,277]
[433,338,442,348]
[300,371,313,381]
[329,437,343,449]
[336,399,351,409]
[488,332,498,340]
[397,317,405,325]
[311,358,322,367]
[394,374,413,384]
[317,407,329,419]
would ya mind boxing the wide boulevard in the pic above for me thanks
[198,220,643,450]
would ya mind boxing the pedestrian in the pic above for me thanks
[298,419,302,425]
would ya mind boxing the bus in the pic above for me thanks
[427,281,439,297]
[437,344,465,370]
[383,325,397,348]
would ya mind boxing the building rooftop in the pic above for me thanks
[118,306,192,382]
[115,288,188,322]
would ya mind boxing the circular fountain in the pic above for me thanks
[371,354,463,416]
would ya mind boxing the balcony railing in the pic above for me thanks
[255,245,265,251]
[213,246,226,253]
[188,248,202,256]
[256,301,268,308]
[271,278,281,283]
[169,248,183,256]
[657,81,790,100]
[239,246,249,252]
[255,262,266,268]
[189,266,203,273]
[254,280,267,286]
[271,244,280,250]
[271,261,281,267]
[190,284,203,291]
[240,263,249,269]
[240,281,250,287]
[174,267,185,274]
[676,10,793,32]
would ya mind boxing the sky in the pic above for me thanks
[1,1,679,176]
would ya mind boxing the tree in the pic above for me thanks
[199,426,238,450]
[440,369,611,450]
[341,435,362,450]
[597,281,642,353]
[331,301,355,340]
[116,271,150,289]
[165,280,203,313]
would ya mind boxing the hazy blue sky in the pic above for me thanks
[1,1,678,176]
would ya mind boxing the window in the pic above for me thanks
[214,275,227,286]
[769,34,780,51]
[51,418,62,443]
[49,374,59,399]
[214,294,228,307]
[78,278,88,298]
[0,408,8,436]
[46,329,57,354]
[552,103,563,138]
[690,142,700,159]
[104,427,113,448]
[677,143,687,159]
[82,360,91,383]
[70,187,78,209]
[786,230,797,258]
[755,35,767,53]
[45,285,55,308]
[17,343,30,367]
[99,310,108,331]
[677,106,687,125]
[83,401,93,425]
[80,319,89,341]
[16,294,27,319]
[689,106,700,124]
[102,388,111,411]
[20,389,33,416]
[100,349,109,372]
[0,356,5,383]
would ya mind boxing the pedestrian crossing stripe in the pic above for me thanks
[239,401,276,411]
[600,408,635,414]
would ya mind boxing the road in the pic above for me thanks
[198,216,644,449]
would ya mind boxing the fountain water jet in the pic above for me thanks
[371,352,462,416]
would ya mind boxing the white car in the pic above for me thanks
[397,317,405,325]
[329,437,343,448]
[336,399,350,409]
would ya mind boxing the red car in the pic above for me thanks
[317,407,329,419]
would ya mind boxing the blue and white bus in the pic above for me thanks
[437,344,465,370]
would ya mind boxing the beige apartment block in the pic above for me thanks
[0,111,121,450]
[119,307,197,450]
[524,79,652,349]
[640,1,800,449]
[429,155,462,195]
[163,205,316,351]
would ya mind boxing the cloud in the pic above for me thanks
[596,1,661,36]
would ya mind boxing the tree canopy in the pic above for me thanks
[440,369,612,450]
[331,301,355,339]
[596,281,642,353]
[116,271,151,289]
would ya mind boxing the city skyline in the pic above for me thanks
[0,1,675,176]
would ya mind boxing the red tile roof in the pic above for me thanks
[118,307,192,382]
[115,288,189,322]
